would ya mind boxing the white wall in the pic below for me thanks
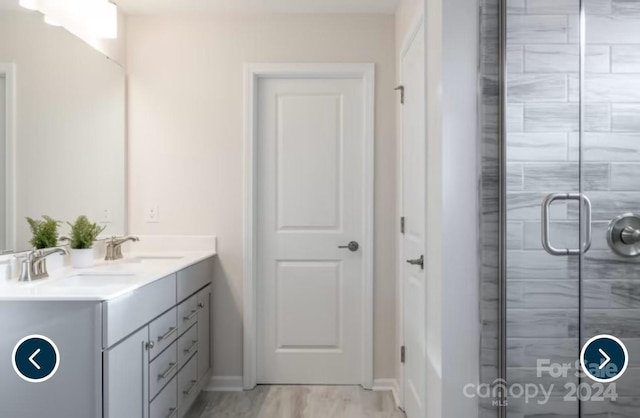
[0,13,126,250]
[126,14,398,381]
[422,0,481,416]
[440,0,480,414]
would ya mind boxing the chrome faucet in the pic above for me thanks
[17,247,68,282]
[105,236,140,261]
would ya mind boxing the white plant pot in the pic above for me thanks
[0,261,11,281]
[71,248,95,269]
[46,252,65,273]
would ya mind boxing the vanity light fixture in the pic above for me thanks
[19,0,118,40]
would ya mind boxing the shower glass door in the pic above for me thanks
[505,0,581,414]
[504,0,640,417]
[580,0,640,416]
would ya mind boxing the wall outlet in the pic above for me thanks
[146,206,160,223]
[101,208,112,223]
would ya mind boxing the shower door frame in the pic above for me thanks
[497,0,508,414]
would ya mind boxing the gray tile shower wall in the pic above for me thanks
[481,0,640,417]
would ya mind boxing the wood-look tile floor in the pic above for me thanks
[185,386,406,418]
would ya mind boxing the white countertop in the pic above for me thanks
[0,251,216,301]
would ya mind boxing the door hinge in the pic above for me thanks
[400,217,405,234]
[395,85,405,105]
[401,345,405,364]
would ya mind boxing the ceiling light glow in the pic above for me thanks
[18,0,39,10]
[19,0,118,40]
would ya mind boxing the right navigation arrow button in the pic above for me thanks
[598,348,611,370]
[581,334,629,383]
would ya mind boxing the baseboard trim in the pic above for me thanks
[205,376,399,402]
[372,378,401,408]
[204,376,244,392]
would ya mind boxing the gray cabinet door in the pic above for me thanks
[197,285,211,384]
[104,326,150,418]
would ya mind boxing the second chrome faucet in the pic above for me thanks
[105,236,140,261]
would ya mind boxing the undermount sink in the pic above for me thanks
[124,256,184,263]
[40,273,137,288]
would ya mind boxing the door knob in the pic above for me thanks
[406,255,424,269]
[338,241,359,252]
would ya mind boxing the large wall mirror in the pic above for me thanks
[0,6,126,252]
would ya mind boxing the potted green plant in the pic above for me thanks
[26,215,64,270]
[67,215,106,268]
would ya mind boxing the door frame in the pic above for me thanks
[0,63,16,251]
[242,63,375,390]
[397,13,426,411]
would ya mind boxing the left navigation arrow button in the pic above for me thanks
[28,348,42,370]
[12,335,60,382]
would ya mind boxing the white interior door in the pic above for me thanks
[256,74,368,384]
[401,22,426,418]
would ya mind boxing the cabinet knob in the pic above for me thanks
[145,341,155,350]
[198,302,205,309]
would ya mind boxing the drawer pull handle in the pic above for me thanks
[184,340,198,355]
[158,327,177,342]
[166,408,177,418]
[183,310,198,322]
[158,362,177,380]
[198,302,205,309]
[183,380,198,396]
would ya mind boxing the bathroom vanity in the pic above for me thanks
[0,252,215,418]
[1,13,212,418]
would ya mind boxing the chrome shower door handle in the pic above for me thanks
[541,193,567,256]
[541,193,592,256]
[583,194,593,253]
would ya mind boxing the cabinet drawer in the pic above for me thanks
[149,375,177,418]
[177,259,212,303]
[149,307,178,360]
[177,355,199,418]
[150,341,178,400]
[177,295,198,336]
[177,324,198,370]
[102,273,177,348]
